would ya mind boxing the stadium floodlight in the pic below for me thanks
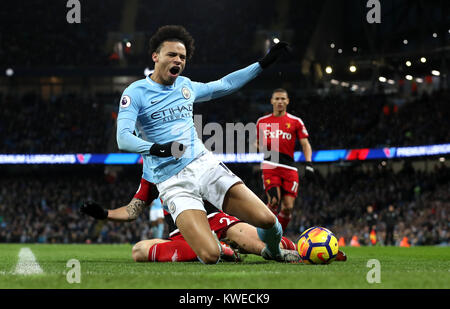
[420,57,427,63]
[5,68,14,76]
[325,66,333,74]
[387,79,395,85]
[403,39,408,45]
[378,76,387,83]
[431,70,440,76]
[273,37,280,44]
[330,43,335,48]
[432,33,438,38]
[405,75,413,80]
[405,61,412,67]
[349,65,356,73]
[352,47,358,52]
[337,48,343,54]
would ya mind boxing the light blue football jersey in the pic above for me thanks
[117,62,262,183]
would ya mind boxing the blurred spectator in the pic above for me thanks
[383,204,398,246]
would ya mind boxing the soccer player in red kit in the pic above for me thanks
[256,88,314,232]
[80,178,299,262]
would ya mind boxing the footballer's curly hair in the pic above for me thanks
[149,25,195,61]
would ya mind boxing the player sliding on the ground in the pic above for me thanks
[114,25,294,264]
[80,179,346,262]
[80,179,299,263]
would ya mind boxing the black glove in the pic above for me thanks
[79,201,108,220]
[150,141,186,159]
[258,41,290,69]
[304,162,315,180]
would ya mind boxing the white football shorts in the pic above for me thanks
[156,151,242,222]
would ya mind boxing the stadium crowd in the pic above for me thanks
[0,90,448,154]
[0,161,448,247]
[0,92,115,154]
[0,1,277,68]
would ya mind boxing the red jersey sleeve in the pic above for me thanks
[296,118,309,139]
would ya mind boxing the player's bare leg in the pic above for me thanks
[225,222,299,261]
[278,194,295,231]
[222,183,276,229]
[132,239,169,262]
[222,183,299,262]
[175,209,221,264]
[225,222,266,255]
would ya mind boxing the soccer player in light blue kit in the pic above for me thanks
[117,25,299,264]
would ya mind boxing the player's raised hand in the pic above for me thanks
[79,201,108,220]
[258,41,291,69]
[149,141,186,159]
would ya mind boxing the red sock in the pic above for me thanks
[148,240,197,262]
[277,211,292,232]
[280,236,297,251]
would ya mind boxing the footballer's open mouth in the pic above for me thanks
[169,66,181,76]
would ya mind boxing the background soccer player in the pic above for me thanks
[256,88,314,232]
[114,25,296,263]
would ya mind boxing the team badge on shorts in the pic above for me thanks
[120,95,131,108]
[181,87,191,99]
[169,201,177,214]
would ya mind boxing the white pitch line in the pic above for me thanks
[13,248,43,275]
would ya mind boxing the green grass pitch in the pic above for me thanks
[0,244,449,289]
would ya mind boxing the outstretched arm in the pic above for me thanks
[193,42,290,103]
[108,198,149,222]
[192,62,262,103]
[80,198,149,222]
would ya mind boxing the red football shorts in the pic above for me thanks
[262,163,299,198]
[169,212,241,241]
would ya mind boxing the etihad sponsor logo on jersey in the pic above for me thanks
[151,103,193,121]
[263,129,292,140]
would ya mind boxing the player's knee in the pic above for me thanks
[132,242,148,262]
[197,247,221,264]
[259,212,278,229]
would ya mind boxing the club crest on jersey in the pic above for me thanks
[120,95,131,108]
[181,87,191,99]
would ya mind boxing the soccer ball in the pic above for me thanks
[297,226,339,264]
